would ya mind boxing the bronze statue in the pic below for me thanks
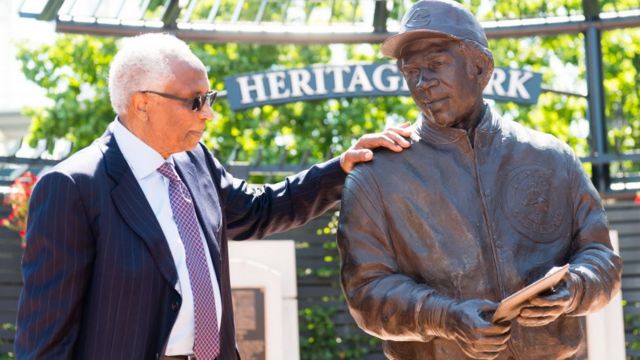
[337,1,622,359]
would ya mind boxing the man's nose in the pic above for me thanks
[199,103,214,121]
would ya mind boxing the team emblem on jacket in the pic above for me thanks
[504,165,564,242]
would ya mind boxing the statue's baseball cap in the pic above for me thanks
[381,0,489,59]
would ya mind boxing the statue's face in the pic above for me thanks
[399,38,485,128]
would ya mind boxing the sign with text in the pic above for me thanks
[224,63,542,111]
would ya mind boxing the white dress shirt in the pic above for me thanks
[111,120,223,356]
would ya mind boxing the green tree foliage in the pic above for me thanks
[0,322,16,359]
[488,35,590,154]
[17,35,417,164]
[16,21,640,172]
[17,36,117,152]
[14,3,640,171]
[602,28,640,175]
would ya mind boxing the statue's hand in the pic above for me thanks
[446,299,511,360]
[517,272,581,327]
[339,122,412,173]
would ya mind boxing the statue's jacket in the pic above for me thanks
[337,105,622,360]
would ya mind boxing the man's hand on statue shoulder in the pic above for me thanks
[339,122,412,173]
[516,271,582,327]
[446,299,511,360]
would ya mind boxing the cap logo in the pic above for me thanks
[405,8,432,29]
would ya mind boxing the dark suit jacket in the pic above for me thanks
[15,131,346,359]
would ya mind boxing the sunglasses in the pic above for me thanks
[142,90,217,111]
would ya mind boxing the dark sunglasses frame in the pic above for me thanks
[141,90,217,111]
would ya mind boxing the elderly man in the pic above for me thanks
[337,1,622,359]
[15,33,411,359]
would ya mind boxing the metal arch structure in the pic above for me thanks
[16,0,640,195]
[17,0,640,43]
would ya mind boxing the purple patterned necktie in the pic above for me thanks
[157,162,220,359]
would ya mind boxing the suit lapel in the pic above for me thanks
[174,152,223,280]
[100,133,178,287]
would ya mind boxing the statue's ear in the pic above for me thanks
[469,52,494,89]
[466,54,485,80]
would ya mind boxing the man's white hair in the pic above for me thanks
[108,33,207,115]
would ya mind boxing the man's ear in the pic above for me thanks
[131,93,148,119]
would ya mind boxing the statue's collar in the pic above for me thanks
[415,104,501,144]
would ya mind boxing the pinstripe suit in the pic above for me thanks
[15,131,346,359]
